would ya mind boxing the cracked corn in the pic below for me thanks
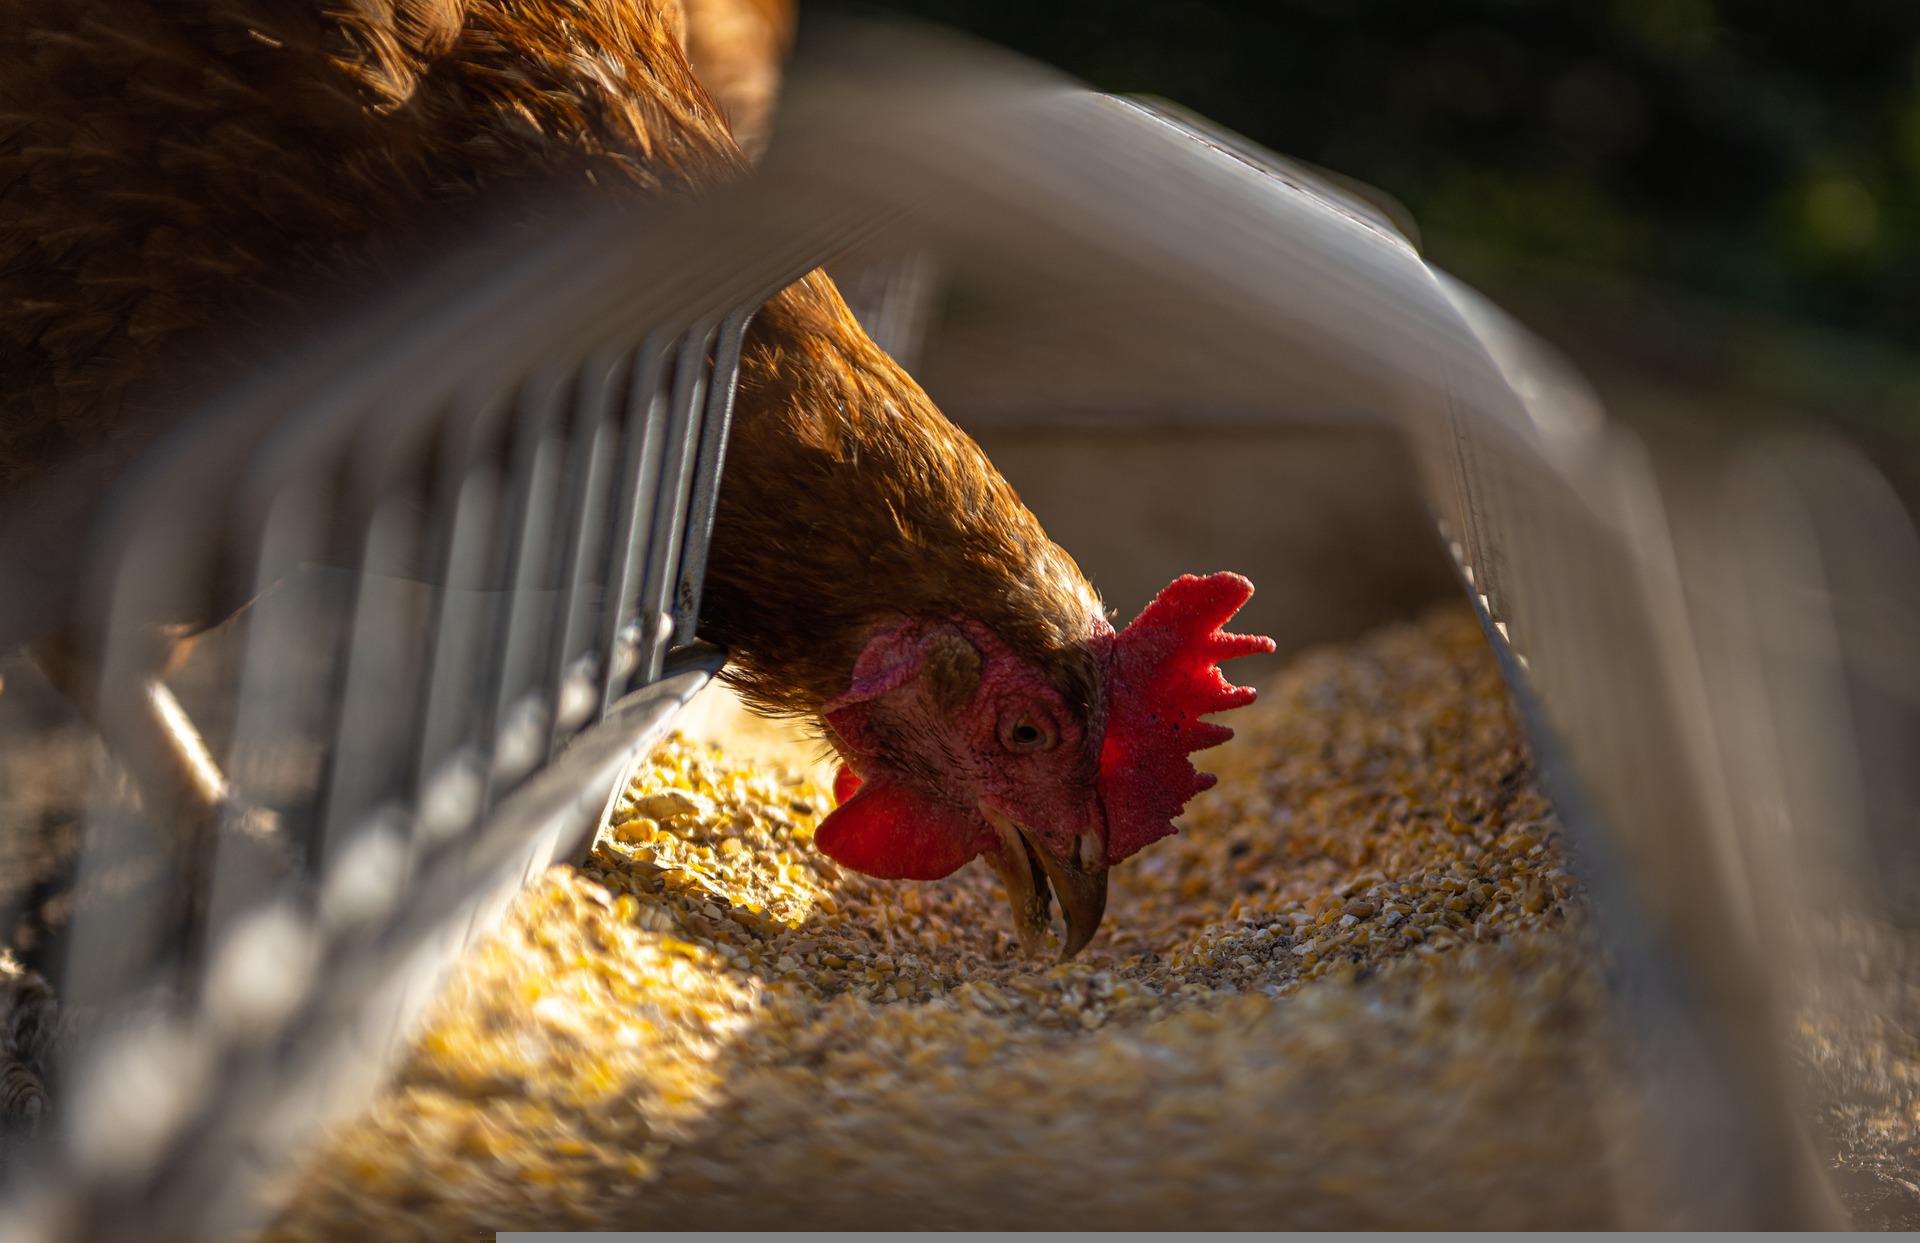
[262,607,1642,1234]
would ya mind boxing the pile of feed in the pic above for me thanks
[261,608,1650,1234]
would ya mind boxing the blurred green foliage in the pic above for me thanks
[865,0,1920,352]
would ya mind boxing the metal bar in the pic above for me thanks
[542,349,630,755]
[404,403,505,861]
[636,321,718,685]
[598,338,671,718]
[474,371,571,816]
[672,309,753,646]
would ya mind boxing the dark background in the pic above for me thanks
[860,0,1920,438]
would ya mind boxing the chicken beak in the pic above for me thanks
[980,805,1109,960]
[1034,828,1109,959]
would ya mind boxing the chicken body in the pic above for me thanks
[1,0,1097,677]
[1,0,1264,971]
[0,0,744,493]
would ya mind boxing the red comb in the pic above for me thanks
[1098,572,1274,862]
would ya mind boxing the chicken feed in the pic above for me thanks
[260,606,1651,1233]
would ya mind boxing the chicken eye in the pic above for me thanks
[999,711,1056,754]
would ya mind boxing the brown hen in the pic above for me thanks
[0,0,1268,966]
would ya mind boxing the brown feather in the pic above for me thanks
[679,0,795,158]
[0,0,1104,727]
[708,273,1106,721]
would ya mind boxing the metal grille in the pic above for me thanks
[0,213,758,1238]
[1411,277,1919,1225]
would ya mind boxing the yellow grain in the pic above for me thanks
[262,608,1631,1235]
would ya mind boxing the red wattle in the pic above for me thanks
[833,764,863,806]
[813,780,980,880]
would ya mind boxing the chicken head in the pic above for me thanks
[817,572,1273,958]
